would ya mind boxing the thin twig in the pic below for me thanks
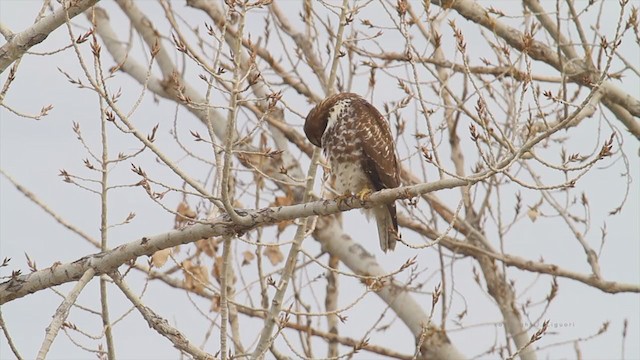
[0,307,24,360]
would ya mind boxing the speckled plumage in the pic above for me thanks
[304,93,401,252]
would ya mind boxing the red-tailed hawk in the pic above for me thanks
[304,93,401,252]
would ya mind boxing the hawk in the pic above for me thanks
[304,93,401,252]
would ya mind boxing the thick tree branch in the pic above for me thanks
[0,178,463,305]
[0,0,100,73]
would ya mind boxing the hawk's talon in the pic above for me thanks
[356,188,373,202]
[334,192,352,207]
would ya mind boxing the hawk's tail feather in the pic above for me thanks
[373,205,399,252]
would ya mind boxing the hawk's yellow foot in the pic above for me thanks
[334,192,352,207]
[356,187,373,202]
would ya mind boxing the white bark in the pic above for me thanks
[0,178,464,305]
[0,0,100,73]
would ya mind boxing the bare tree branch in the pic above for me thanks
[110,271,214,360]
[430,0,640,130]
[36,268,95,360]
[0,0,100,73]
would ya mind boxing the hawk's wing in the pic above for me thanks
[353,97,401,251]
[353,97,400,191]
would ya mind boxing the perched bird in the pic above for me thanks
[304,93,401,252]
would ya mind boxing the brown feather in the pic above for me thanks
[303,93,401,252]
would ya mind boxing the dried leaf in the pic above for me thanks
[277,219,293,234]
[210,294,221,312]
[264,246,284,266]
[175,201,197,228]
[151,248,171,267]
[183,260,210,292]
[196,238,218,257]
[211,256,237,286]
[212,256,223,284]
[241,250,255,266]
[362,277,385,292]
[527,208,539,222]
[172,245,181,254]
[272,195,293,207]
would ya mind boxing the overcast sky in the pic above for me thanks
[1,1,639,359]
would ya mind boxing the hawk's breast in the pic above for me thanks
[321,98,372,195]
[332,161,370,195]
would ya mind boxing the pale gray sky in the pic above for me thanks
[1,1,638,359]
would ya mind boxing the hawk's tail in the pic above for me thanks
[373,204,399,252]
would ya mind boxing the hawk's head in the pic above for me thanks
[303,106,326,147]
[304,93,356,147]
